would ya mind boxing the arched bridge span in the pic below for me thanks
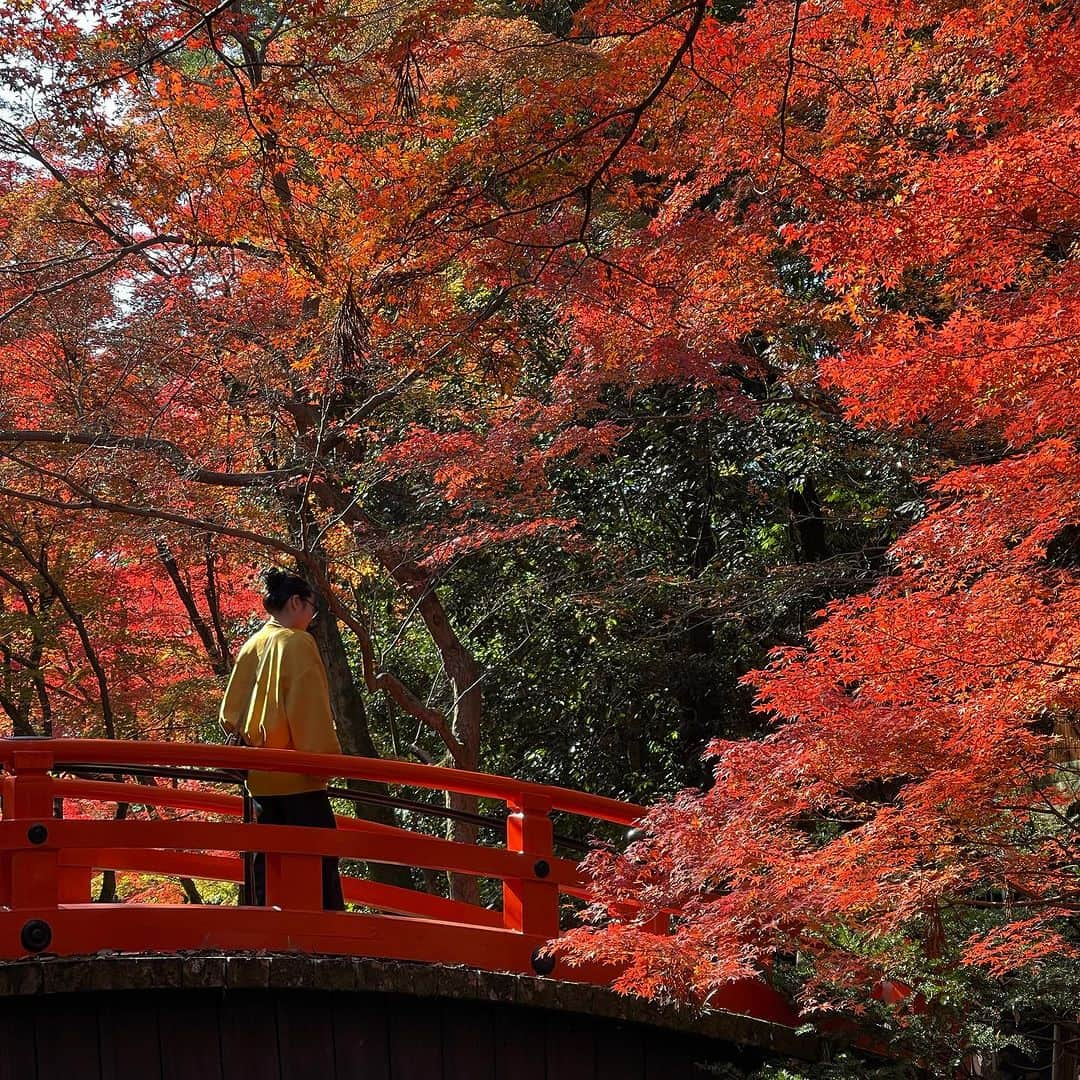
[0,737,809,1074]
[0,954,819,1079]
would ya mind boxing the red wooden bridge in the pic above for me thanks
[0,738,811,1079]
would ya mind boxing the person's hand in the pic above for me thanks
[220,722,245,747]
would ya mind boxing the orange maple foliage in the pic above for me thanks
[0,0,1076,1007]
[537,0,1080,1030]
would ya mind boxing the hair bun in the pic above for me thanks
[259,567,313,615]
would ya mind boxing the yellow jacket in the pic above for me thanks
[219,619,342,796]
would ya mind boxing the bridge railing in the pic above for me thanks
[0,737,805,1026]
[0,738,657,982]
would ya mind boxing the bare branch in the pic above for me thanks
[0,430,303,488]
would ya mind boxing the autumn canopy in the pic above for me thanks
[0,0,1077,1063]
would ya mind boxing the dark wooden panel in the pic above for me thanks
[220,990,282,1080]
[593,1021,645,1080]
[546,1012,595,1080]
[333,994,390,1080]
[386,997,441,1080]
[694,1035,749,1077]
[0,973,778,1080]
[278,992,337,1080]
[100,992,162,1080]
[493,1005,546,1080]
[686,1033,745,1077]
[442,1000,494,1080]
[36,992,101,1080]
[159,995,223,1080]
[0,996,38,1080]
[645,1032,711,1080]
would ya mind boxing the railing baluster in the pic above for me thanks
[58,866,94,903]
[503,794,559,939]
[0,772,13,906]
[266,851,324,911]
[6,750,58,912]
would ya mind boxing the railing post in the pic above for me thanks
[0,772,11,905]
[4,750,59,913]
[265,851,324,912]
[503,794,559,940]
[53,796,91,903]
[58,865,93,903]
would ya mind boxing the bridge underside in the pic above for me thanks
[0,954,819,1080]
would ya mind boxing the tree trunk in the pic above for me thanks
[361,537,486,902]
[312,608,415,891]
[788,477,829,563]
[97,803,130,902]
[415,592,483,904]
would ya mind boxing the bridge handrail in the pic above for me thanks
[0,738,648,950]
[0,738,643,824]
[0,738,619,969]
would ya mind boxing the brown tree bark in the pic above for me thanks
[0,530,116,738]
[156,537,231,677]
[377,552,483,903]
[311,607,415,891]
[0,564,54,735]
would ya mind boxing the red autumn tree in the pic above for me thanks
[540,0,1080,1055]
[0,0,625,791]
[0,0,1076,967]
[0,481,256,742]
[0,0,763,790]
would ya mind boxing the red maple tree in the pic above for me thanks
[542,0,1080,1044]
[0,0,1076,974]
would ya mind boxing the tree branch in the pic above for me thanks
[0,430,303,487]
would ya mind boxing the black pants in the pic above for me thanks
[251,790,345,911]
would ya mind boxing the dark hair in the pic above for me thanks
[260,568,313,614]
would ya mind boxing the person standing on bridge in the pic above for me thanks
[219,568,346,911]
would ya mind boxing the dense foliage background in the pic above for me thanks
[0,0,1076,1071]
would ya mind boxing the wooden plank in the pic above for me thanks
[545,1011,595,1080]
[442,1000,494,1080]
[219,990,281,1080]
[35,993,101,1080]
[0,997,39,1080]
[493,1005,546,1080]
[645,1032,714,1079]
[333,994,390,1080]
[1053,1022,1080,1080]
[386,997,442,1080]
[99,992,162,1080]
[593,1021,644,1080]
[278,992,336,1080]
[159,994,223,1080]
